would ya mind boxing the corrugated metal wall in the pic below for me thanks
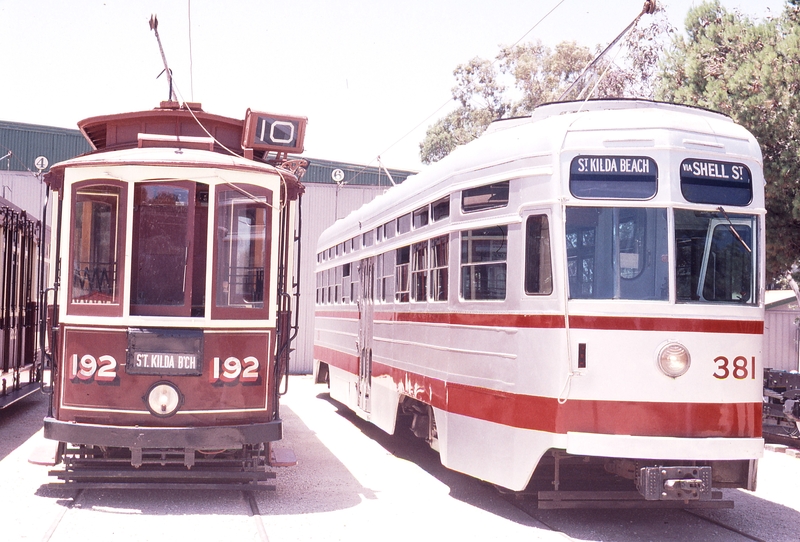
[289,183,392,374]
[0,121,90,173]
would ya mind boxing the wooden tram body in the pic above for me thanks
[313,100,764,505]
[42,103,306,486]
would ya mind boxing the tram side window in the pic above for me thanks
[430,235,448,301]
[413,206,429,229]
[462,181,509,213]
[565,207,668,300]
[460,226,507,300]
[70,183,125,311]
[525,216,553,295]
[334,265,342,303]
[379,251,396,302]
[212,184,272,318]
[675,209,757,304]
[411,240,428,301]
[396,246,411,302]
[432,196,450,222]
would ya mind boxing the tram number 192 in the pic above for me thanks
[713,356,756,380]
[209,356,260,383]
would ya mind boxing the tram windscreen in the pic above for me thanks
[675,209,757,304]
[131,184,193,313]
[566,207,668,300]
[71,185,122,305]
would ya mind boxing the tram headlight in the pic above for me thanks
[656,342,691,378]
[145,381,183,417]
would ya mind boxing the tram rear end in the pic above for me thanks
[41,104,306,488]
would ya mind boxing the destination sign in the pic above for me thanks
[570,155,658,199]
[680,159,750,182]
[125,328,203,376]
[680,159,752,206]
[572,156,655,175]
[127,352,201,376]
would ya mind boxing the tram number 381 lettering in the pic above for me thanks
[209,356,260,383]
[713,356,756,380]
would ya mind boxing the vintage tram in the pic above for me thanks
[313,99,764,507]
[42,102,306,488]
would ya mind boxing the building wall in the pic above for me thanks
[764,303,800,372]
[289,183,391,374]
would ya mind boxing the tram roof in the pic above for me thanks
[317,99,762,251]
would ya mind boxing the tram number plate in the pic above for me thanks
[126,351,202,376]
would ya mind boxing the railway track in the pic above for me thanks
[40,488,271,542]
[498,490,771,542]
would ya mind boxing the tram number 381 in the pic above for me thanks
[713,356,757,380]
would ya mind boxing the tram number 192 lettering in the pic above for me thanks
[713,356,756,380]
[209,356,260,383]
[70,354,118,381]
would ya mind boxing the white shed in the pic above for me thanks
[764,290,800,372]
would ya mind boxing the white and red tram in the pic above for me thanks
[313,99,764,504]
[41,103,306,487]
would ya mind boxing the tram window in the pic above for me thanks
[565,207,668,300]
[395,245,411,302]
[411,241,428,301]
[431,235,449,301]
[680,159,752,206]
[131,183,196,316]
[384,220,397,239]
[376,254,384,299]
[377,227,383,243]
[413,206,429,229]
[398,214,412,235]
[363,231,374,247]
[432,196,450,222]
[351,236,361,252]
[675,209,757,304]
[379,251,396,302]
[334,265,342,303]
[462,181,509,213]
[460,226,507,300]
[525,216,553,295]
[211,184,272,318]
[70,182,125,314]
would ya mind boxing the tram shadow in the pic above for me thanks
[318,391,800,541]
[315,391,549,528]
[0,389,48,462]
[34,398,369,518]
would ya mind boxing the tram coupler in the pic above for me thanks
[637,466,712,500]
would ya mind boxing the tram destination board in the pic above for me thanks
[569,155,658,199]
[125,328,203,376]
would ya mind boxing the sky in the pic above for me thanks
[0,0,789,172]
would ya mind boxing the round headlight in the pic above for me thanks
[145,381,183,417]
[657,342,691,378]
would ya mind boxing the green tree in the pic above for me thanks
[419,8,672,164]
[656,0,800,280]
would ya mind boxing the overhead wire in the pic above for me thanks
[340,0,568,187]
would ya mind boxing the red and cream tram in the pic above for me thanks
[313,99,764,506]
[42,102,306,487]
